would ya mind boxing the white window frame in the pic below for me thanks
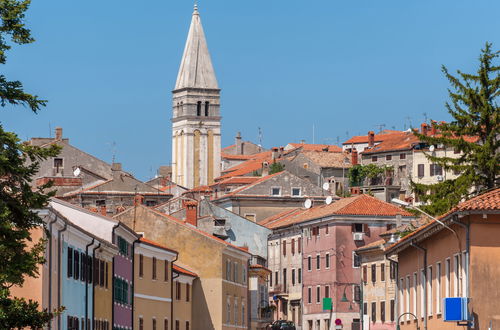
[453,254,460,297]
[307,286,312,304]
[316,254,321,270]
[461,251,467,298]
[352,251,360,268]
[445,258,451,298]
[427,266,433,316]
[316,285,321,304]
[270,186,282,196]
[291,187,302,197]
[307,255,312,272]
[325,253,330,269]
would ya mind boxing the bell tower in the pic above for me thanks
[171,5,221,189]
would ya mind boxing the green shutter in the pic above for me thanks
[323,297,333,310]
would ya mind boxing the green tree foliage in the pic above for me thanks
[269,161,285,175]
[412,43,499,215]
[348,164,393,187]
[0,0,62,328]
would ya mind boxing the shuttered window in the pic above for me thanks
[418,164,424,177]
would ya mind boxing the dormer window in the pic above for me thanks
[271,187,281,196]
[197,101,202,116]
[292,187,301,197]
[214,219,226,227]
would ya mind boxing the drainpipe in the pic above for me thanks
[411,242,427,330]
[171,253,179,330]
[85,239,95,329]
[47,213,58,330]
[111,223,119,328]
[57,221,68,330]
[92,242,101,328]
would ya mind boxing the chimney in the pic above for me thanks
[271,147,278,160]
[278,146,284,158]
[322,146,329,152]
[421,123,428,136]
[351,150,358,166]
[430,121,437,136]
[262,161,270,177]
[55,127,63,140]
[185,201,198,227]
[100,206,107,217]
[134,194,144,206]
[235,132,242,155]
[368,131,375,147]
[111,163,122,179]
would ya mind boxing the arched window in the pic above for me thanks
[205,101,209,116]
[196,101,202,116]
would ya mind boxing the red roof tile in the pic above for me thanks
[173,264,198,277]
[288,143,342,153]
[362,132,419,154]
[217,176,261,185]
[139,237,178,254]
[343,132,404,145]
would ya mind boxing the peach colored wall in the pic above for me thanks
[94,259,113,324]
[173,279,193,330]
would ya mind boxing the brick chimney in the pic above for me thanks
[271,147,278,160]
[351,150,358,166]
[55,127,63,140]
[421,123,428,136]
[430,121,437,136]
[184,201,198,227]
[278,147,284,158]
[100,206,107,216]
[235,132,242,155]
[368,131,375,147]
[134,194,144,206]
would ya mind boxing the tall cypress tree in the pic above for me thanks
[412,43,499,215]
[0,0,62,328]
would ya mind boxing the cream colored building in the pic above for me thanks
[134,238,178,330]
[171,5,221,188]
[114,204,251,330]
[173,264,197,330]
[412,147,461,188]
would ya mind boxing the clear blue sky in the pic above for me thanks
[2,0,499,180]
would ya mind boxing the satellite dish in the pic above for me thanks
[304,199,312,209]
[429,145,435,152]
[325,196,333,205]
[73,167,81,177]
[322,182,330,191]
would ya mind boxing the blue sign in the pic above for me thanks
[443,297,469,322]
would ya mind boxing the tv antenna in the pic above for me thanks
[258,127,263,147]
[374,124,386,133]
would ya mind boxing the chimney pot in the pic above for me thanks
[351,150,358,166]
[421,123,428,136]
[184,201,198,227]
[112,163,122,171]
[368,131,375,147]
[235,132,242,155]
[271,147,278,160]
[430,121,437,136]
[55,127,63,140]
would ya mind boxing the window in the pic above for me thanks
[80,254,86,282]
[371,264,376,283]
[54,158,63,171]
[308,287,312,304]
[93,258,99,286]
[362,266,367,283]
[139,254,144,278]
[269,273,272,287]
[196,101,201,116]
[186,321,190,330]
[316,254,320,270]
[186,283,190,302]
[234,262,238,283]
[325,253,330,269]
[354,285,361,302]
[420,270,426,317]
[316,286,321,303]
[430,164,443,176]
[152,318,156,330]
[325,225,329,235]
[386,155,392,160]
[68,247,73,278]
[175,320,179,330]
[165,260,169,282]
[445,258,451,298]
[283,241,286,256]
[363,303,368,315]
[204,101,209,116]
[164,319,168,330]
[292,187,301,196]
[437,262,442,313]
[291,239,295,255]
[413,273,417,316]
[244,214,256,222]
[214,219,226,226]
[117,237,129,257]
[390,262,396,280]
[114,278,129,305]
[371,302,376,322]
[372,156,378,162]
[353,252,361,268]
[226,296,231,323]
[390,300,395,322]
[226,260,231,280]
[298,268,302,284]
[353,223,363,232]
[324,285,330,298]
[74,250,80,280]
[100,260,105,287]
[381,263,385,282]
[152,257,157,280]
[453,255,459,297]
[307,256,312,271]
[275,271,278,286]
[400,153,406,160]
[176,282,181,300]
[291,269,296,286]
[428,266,433,315]
[242,266,246,284]
[271,187,281,196]
[381,301,386,323]
[105,263,109,288]
[312,226,320,236]
[283,268,287,288]
[298,238,301,253]
[234,298,238,325]
[95,199,106,207]
[417,164,425,177]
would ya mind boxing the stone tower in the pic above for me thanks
[171,5,221,189]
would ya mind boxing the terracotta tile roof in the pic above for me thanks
[139,237,178,254]
[265,194,413,229]
[362,131,419,154]
[260,208,306,227]
[188,185,213,193]
[386,188,500,253]
[218,171,284,198]
[221,153,258,160]
[355,239,386,252]
[217,176,261,185]
[343,131,404,145]
[218,151,274,180]
[288,143,342,153]
[301,151,352,168]
[249,264,271,273]
[173,264,198,277]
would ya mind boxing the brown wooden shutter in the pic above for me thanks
[418,164,424,177]
[430,164,435,176]
[363,266,367,283]
[291,239,295,255]
[381,263,385,281]
[351,224,356,232]
[298,238,301,253]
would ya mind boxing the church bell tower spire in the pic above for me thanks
[171,5,221,189]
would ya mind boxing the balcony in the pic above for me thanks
[269,284,288,295]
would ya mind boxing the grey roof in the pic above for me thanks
[174,5,218,90]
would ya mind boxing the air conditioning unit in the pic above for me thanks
[436,175,444,182]
[353,232,364,241]
[443,297,469,322]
